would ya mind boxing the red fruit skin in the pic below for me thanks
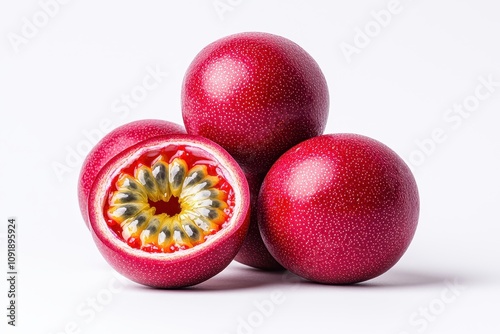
[78,119,185,226]
[181,32,329,174]
[259,134,420,284]
[233,172,284,270]
[88,135,250,288]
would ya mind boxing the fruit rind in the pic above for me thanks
[78,119,185,226]
[258,133,419,284]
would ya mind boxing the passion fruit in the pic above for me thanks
[181,32,329,270]
[78,119,185,226]
[88,134,250,288]
[258,134,420,284]
[181,31,329,174]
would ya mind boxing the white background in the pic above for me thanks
[1,0,499,333]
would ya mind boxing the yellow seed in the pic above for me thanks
[157,215,173,250]
[115,174,148,197]
[151,160,170,201]
[171,216,193,249]
[135,165,161,202]
[139,216,161,247]
[181,210,220,232]
[108,203,149,224]
[180,174,220,199]
[169,158,188,197]
[121,208,154,240]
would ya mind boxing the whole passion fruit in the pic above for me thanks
[181,31,329,174]
[181,32,329,270]
[259,134,419,284]
[78,119,185,226]
[88,134,250,288]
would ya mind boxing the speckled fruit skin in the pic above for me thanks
[233,172,284,270]
[181,32,329,174]
[88,134,250,288]
[181,32,329,270]
[78,119,185,226]
[259,134,420,284]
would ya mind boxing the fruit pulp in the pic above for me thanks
[103,145,235,253]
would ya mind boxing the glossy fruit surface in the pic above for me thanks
[78,119,185,226]
[181,32,329,174]
[259,134,419,284]
[88,134,250,288]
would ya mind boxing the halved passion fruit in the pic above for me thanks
[88,134,250,288]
